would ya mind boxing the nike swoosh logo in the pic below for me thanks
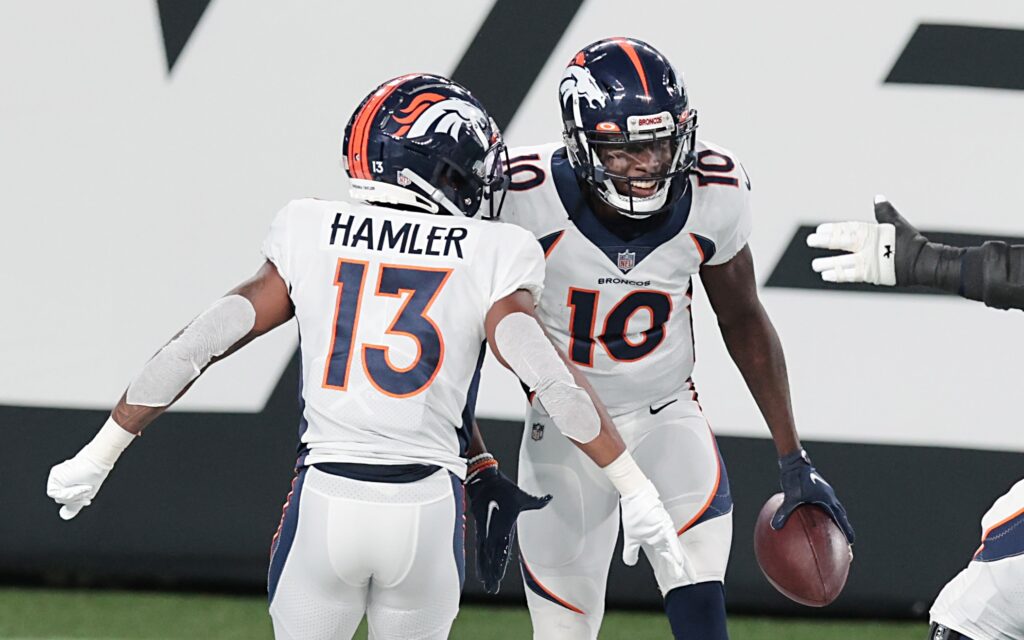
[649,399,678,415]
[485,500,500,537]
[809,472,828,486]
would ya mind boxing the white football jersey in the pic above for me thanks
[502,141,752,416]
[930,479,1024,640]
[262,198,544,478]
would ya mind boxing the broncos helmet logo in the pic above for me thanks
[392,93,489,147]
[560,65,607,110]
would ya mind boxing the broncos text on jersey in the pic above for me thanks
[262,198,544,478]
[501,140,752,416]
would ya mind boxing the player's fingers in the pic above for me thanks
[622,538,640,567]
[662,531,687,579]
[810,502,856,544]
[48,484,91,505]
[832,508,856,544]
[519,493,553,512]
[873,197,921,239]
[806,223,837,249]
[59,504,84,520]
[664,526,684,564]
[811,254,858,274]
[770,505,793,531]
[810,222,868,252]
[873,196,899,223]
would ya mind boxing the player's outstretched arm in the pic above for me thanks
[46,261,294,520]
[808,196,1024,310]
[701,246,855,543]
[464,421,551,594]
[484,289,691,581]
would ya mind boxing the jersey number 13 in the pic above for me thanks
[322,259,452,398]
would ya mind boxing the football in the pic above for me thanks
[754,493,853,607]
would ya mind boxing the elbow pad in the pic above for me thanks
[494,312,600,444]
[126,295,256,407]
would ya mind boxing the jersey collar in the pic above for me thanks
[551,147,693,273]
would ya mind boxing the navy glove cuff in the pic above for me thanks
[778,448,811,472]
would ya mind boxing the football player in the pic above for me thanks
[493,38,855,640]
[46,74,688,640]
[809,198,1024,640]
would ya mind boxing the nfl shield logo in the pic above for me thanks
[617,250,636,271]
[531,422,545,441]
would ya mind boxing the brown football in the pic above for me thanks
[754,492,852,607]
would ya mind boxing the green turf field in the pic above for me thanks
[0,588,925,639]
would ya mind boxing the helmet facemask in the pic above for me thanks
[434,136,510,219]
[565,109,698,219]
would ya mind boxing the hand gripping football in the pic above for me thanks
[754,493,853,606]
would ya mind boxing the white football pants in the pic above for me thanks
[517,397,733,640]
[268,466,465,640]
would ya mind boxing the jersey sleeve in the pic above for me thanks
[705,162,753,266]
[261,201,296,288]
[487,223,546,307]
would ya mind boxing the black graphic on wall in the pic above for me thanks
[450,0,585,130]
[886,24,1024,91]
[765,225,1024,294]
[157,0,213,73]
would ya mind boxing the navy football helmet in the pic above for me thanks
[559,38,698,218]
[342,74,508,218]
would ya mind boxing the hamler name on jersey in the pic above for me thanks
[329,210,469,258]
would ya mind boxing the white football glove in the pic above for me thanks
[46,418,135,520]
[806,196,897,286]
[47,453,113,520]
[619,479,693,582]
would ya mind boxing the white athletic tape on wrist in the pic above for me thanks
[602,450,650,497]
[80,416,136,470]
[126,295,256,407]
[494,312,600,444]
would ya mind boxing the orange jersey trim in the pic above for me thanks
[689,234,705,263]
[521,558,585,615]
[677,425,723,535]
[975,505,1024,558]
[543,231,565,258]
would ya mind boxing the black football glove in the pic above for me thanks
[770,449,855,544]
[466,462,551,594]
[874,198,966,291]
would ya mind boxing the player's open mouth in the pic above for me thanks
[627,179,658,198]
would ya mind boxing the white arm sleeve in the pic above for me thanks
[493,312,600,444]
[125,295,256,407]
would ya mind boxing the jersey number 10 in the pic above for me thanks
[567,288,673,366]
[322,259,452,398]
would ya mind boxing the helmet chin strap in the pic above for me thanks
[398,168,467,216]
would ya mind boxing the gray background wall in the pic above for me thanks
[2,0,1022,617]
